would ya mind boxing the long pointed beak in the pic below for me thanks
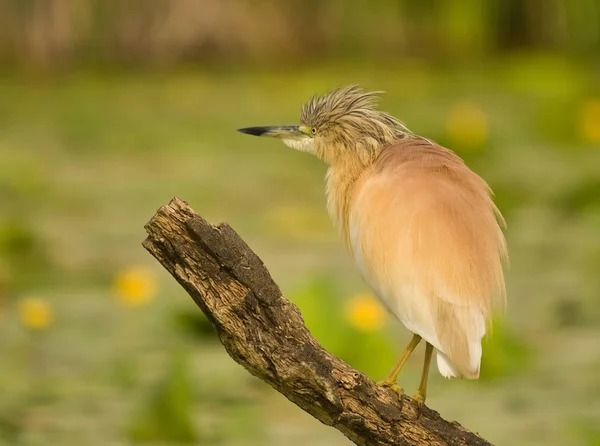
[237,125,305,138]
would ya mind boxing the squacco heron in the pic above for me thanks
[238,86,507,406]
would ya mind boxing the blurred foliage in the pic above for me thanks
[129,351,198,443]
[558,178,600,216]
[0,219,49,290]
[480,318,532,381]
[554,297,587,328]
[291,276,396,379]
[111,356,140,390]
[171,309,217,341]
[291,276,348,353]
[0,0,599,69]
[0,147,51,293]
[445,101,489,151]
[0,405,23,444]
[570,420,600,446]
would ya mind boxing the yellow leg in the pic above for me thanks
[378,334,422,395]
[412,342,434,407]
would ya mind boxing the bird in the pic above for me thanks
[237,85,507,406]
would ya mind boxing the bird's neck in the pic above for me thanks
[325,156,372,247]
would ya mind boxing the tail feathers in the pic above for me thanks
[435,309,486,379]
[436,351,480,379]
[436,351,460,378]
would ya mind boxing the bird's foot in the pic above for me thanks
[377,380,404,400]
[412,390,426,417]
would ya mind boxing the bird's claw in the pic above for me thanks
[412,391,426,417]
[377,380,404,400]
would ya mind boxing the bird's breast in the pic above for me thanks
[325,164,430,335]
[324,164,372,249]
[345,181,439,339]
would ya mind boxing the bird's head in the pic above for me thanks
[238,85,411,165]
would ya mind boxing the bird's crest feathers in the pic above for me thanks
[300,85,412,147]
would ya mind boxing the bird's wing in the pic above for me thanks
[348,138,507,377]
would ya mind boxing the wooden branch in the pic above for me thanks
[142,197,493,446]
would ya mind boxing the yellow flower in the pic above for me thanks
[446,101,489,149]
[113,266,157,307]
[345,293,386,333]
[19,298,53,330]
[579,99,600,144]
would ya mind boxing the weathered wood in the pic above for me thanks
[143,197,492,446]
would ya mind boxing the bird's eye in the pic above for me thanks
[310,127,317,135]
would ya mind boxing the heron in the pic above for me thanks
[237,86,507,406]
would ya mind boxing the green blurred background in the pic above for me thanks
[1,1,600,445]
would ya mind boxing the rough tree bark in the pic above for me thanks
[142,197,493,446]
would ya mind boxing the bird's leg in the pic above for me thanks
[378,334,422,396]
[412,342,434,408]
